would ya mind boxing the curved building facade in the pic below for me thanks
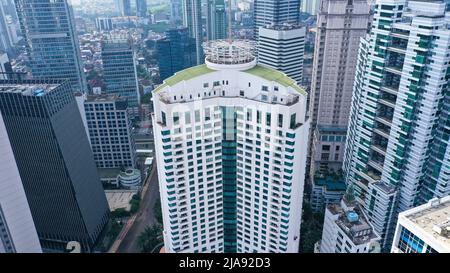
[152,40,310,253]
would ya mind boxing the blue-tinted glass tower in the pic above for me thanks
[15,0,87,92]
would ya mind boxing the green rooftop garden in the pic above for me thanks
[154,64,307,96]
[244,65,307,95]
[154,65,214,93]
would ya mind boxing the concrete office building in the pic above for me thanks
[15,0,87,92]
[0,111,41,253]
[343,0,450,249]
[77,93,137,169]
[152,40,310,253]
[0,80,110,252]
[258,24,306,84]
[316,188,380,253]
[309,0,371,174]
[101,39,140,117]
[391,196,450,253]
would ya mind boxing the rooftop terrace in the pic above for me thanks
[405,197,450,250]
[154,64,307,96]
[0,83,59,96]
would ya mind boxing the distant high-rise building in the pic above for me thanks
[343,0,450,250]
[253,0,300,38]
[136,0,147,17]
[116,0,132,16]
[101,39,140,117]
[0,80,110,252]
[95,17,113,31]
[316,188,380,253]
[77,93,137,169]
[258,24,306,84]
[206,0,227,40]
[0,111,42,253]
[309,0,371,176]
[170,0,183,25]
[0,3,14,53]
[301,0,320,15]
[15,0,87,92]
[153,40,310,253]
[183,0,203,64]
[391,196,450,253]
[156,27,197,81]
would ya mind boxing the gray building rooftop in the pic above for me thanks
[0,83,59,96]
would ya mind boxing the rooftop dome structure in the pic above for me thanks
[203,39,257,71]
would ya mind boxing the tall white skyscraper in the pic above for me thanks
[0,111,41,253]
[258,24,306,84]
[343,0,450,250]
[309,0,371,175]
[152,40,310,253]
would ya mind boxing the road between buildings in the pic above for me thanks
[116,164,160,253]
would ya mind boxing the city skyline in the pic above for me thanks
[0,0,450,257]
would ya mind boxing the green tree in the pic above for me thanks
[299,202,325,253]
[138,224,163,253]
[154,199,163,225]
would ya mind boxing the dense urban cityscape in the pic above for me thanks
[0,0,449,257]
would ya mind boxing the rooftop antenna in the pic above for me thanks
[228,0,232,43]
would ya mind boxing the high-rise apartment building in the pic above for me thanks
[0,111,42,253]
[183,0,203,65]
[152,40,310,253]
[258,24,306,84]
[156,27,197,81]
[101,39,140,117]
[253,0,300,38]
[309,0,371,175]
[206,0,227,40]
[316,189,380,253]
[343,0,450,250]
[391,196,450,253]
[15,0,87,92]
[0,80,110,252]
[77,93,137,169]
